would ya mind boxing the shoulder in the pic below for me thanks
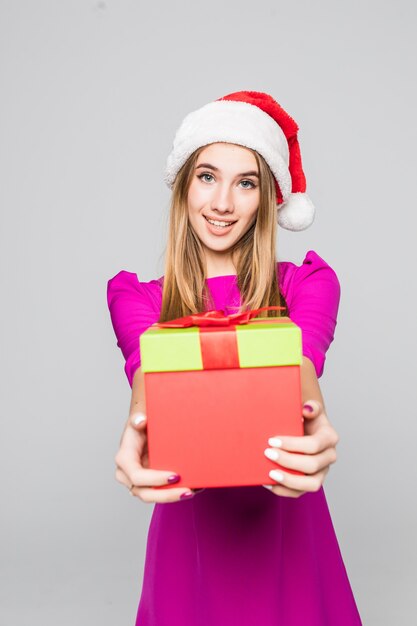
[107,270,163,312]
[106,271,163,387]
[277,251,341,378]
[277,249,341,306]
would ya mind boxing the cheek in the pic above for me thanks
[189,178,214,205]
[244,196,259,222]
[187,178,197,199]
[187,187,203,222]
[188,188,202,213]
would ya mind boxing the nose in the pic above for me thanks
[211,183,234,215]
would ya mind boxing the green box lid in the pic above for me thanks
[140,317,302,373]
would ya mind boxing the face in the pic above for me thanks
[187,142,260,271]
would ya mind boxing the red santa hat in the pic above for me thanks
[164,90,315,231]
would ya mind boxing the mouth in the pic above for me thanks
[203,215,237,231]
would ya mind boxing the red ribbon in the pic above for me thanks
[154,306,288,370]
[154,305,287,329]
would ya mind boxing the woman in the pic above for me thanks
[107,91,363,625]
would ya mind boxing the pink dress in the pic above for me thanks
[107,250,363,626]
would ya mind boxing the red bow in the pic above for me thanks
[154,305,286,329]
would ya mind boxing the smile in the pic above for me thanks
[204,216,237,228]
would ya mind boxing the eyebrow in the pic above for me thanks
[195,163,259,178]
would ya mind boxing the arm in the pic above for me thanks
[301,356,325,410]
[114,366,198,503]
[264,252,341,497]
[115,367,146,445]
[107,272,197,503]
[128,367,146,426]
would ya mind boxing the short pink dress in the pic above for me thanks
[107,249,363,626]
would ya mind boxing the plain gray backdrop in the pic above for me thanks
[1,1,416,624]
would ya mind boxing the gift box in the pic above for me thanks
[140,306,304,490]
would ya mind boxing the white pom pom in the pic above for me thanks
[277,193,315,231]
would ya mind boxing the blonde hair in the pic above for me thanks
[158,145,288,322]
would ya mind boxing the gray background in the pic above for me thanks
[1,1,415,624]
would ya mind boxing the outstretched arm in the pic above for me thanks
[114,367,199,503]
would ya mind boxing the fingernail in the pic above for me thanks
[264,448,279,461]
[262,484,273,490]
[167,474,181,484]
[303,404,314,412]
[180,491,195,500]
[268,437,282,448]
[133,413,146,425]
[269,469,284,482]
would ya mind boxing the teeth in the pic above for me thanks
[206,217,234,227]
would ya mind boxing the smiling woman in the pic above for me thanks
[107,90,363,626]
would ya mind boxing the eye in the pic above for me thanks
[197,173,215,183]
[239,179,256,189]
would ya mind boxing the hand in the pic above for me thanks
[114,411,200,503]
[262,400,339,498]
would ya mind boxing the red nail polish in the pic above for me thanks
[304,404,314,412]
[167,474,181,484]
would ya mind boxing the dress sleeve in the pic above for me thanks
[282,250,341,378]
[106,271,161,388]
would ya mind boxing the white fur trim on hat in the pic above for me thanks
[164,100,292,202]
[278,193,315,231]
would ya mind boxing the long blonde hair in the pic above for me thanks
[158,145,288,322]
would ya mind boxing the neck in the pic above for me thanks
[204,248,238,278]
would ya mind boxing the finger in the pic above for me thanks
[115,466,141,498]
[115,466,133,489]
[130,411,147,430]
[268,426,338,455]
[117,466,203,500]
[123,460,181,488]
[132,486,196,503]
[302,400,322,419]
[115,465,190,504]
[118,416,147,449]
[262,484,308,498]
[119,421,146,450]
[264,446,337,475]
[268,466,329,493]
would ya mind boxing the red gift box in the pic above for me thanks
[140,307,304,489]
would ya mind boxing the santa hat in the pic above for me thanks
[164,90,315,231]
